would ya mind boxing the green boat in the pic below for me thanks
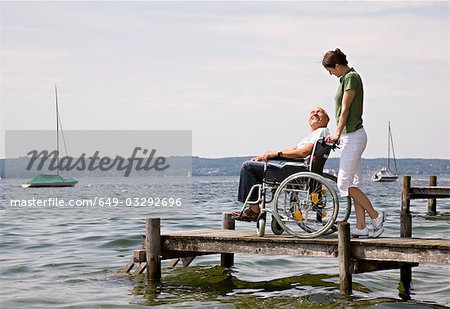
[22,86,77,188]
[22,174,78,188]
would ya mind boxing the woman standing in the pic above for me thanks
[323,48,385,238]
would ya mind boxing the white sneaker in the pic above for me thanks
[371,211,386,238]
[350,226,369,238]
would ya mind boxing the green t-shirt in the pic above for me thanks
[334,68,364,133]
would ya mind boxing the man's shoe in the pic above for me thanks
[231,208,259,222]
[371,211,386,238]
[350,226,369,238]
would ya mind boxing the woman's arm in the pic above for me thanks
[326,89,356,143]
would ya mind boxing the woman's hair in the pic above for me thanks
[322,48,348,68]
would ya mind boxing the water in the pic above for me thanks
[1,175,449,308]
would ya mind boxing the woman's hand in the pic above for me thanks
[325,133,340,144]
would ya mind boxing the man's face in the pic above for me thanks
[309,108,329,130]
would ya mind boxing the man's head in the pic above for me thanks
[309,107,329,130]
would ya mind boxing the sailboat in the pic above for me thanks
[372,121,398,182]
[22,86,78,188]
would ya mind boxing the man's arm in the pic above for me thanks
[279,143,314,159]
[251,143,314,161]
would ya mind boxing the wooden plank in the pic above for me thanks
[181,257,196,267]
[409,186,450,199]
[162,234,339,258]
[159,229,450,265]
[162,251,214,259]
[135,262,147,274]
[133,249,146,262]
[123,256,135,273]
[166,258,180,269]
[351,237,450,249]
[165,257,196,268]
[353,260,418,274]
[352,238,450,264]
[162,229,449,250]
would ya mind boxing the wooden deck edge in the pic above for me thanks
[161,237,339,258]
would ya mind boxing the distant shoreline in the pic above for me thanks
[1,157,449,178]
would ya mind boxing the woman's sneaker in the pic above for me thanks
[350,226,369,238]
[371,211,386,238]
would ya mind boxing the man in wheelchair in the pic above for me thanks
[232,107,330,222]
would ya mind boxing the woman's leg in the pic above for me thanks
[338,128,382,233]
[349,187,378,229]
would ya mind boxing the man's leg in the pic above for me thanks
[237,161,265,203]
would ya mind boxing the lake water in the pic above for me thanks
[1,175,449,308]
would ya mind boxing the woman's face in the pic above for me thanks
[325,65,341,77]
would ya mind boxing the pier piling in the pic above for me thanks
[338,222,352,295]
[145,217,161,283]
[221,212,235,268]
[401,176,412,237]
[428,175,437,216]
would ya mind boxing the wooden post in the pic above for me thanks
[400,177,413,299]
[401,176,412,238]
[427,175,437,216]
[399,263,412,301]
[221,212,235,268]
[338,221,352,295]
[146,217,161,282]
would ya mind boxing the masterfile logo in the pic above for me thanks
[25,147,170,177]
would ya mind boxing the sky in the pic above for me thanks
[1,1,449,159]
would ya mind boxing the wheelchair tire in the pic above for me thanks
[256,212,266,237]
[272,172,339,238]
[271,216,284,235]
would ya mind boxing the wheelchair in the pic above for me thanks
[236,138,352,238]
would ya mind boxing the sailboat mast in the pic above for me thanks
[390,122,398,173]
[55,85,60,175]
[387,121,391,169]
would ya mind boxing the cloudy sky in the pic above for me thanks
[1,1,448,159]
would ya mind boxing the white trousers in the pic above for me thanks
[337,127,367,197]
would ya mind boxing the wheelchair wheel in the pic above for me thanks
[272,172,339,238]
[322,173,352,234]
[271,215,284,235]
[256,212,266,237]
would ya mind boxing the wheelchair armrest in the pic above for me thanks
[268,157,307,163]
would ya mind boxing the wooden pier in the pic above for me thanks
[124,215,450,298]
[124,175,450,299]
[401,175,450,237]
